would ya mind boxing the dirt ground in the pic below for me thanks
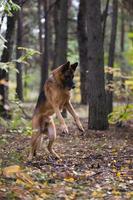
[0,119,133,200]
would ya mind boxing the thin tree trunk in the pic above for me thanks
[53,0,68,68]
[24,66,28,98]
[57,0,68,65]
[38,0,43,53]
[59,0,68,118]
[0,15,16,118]
[120,6,125,52]
[86,0,108,130]
[48,9,54,69]
[120,5,125,93]
[102,0,110,41]
[16,8,23,101]
[77,0,88,105]
[52,0,60,69]
[52,0,68,117]
[40,0,49,91]
[106,0,118,115]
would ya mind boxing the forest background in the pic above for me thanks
[0,0,133,199]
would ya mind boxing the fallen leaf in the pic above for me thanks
[126,191,133,198]
[2,165,21,178]
[92,190,105,198]
[64,177,75,182]
[116,172,121,177]
[112,190,121,196]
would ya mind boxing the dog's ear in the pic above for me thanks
[71,62,78,71]
[62,61,70,72]
[52,61,70,75]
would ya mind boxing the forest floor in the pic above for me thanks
[0,118,133,200]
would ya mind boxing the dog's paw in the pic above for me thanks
[61,124,68,134]
[75,119,85,132]
[76,122,85,132]
[78,125,85,132]
[52,152,61,160]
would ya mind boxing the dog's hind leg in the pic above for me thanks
[47,119,60,159]
[31,132,43,156]
[28,115,42,160]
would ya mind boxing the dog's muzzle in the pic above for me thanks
[63,80,75,90]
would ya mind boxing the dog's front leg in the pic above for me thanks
[53,106,68,134]
[66,101,85,132]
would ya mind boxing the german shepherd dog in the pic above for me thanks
[28,61,84,160]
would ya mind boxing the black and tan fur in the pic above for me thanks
[28,61,84,160]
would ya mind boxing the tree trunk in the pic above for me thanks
[77,0,88,105]
[120,5,125,92]
[86,0,108,130]
[52,1,60,69]
[120,6,125,52]
[16,8,23,101]
[48,8,54,69]
[106,0,118,115]
[53,0,68,68]
[57,0,68,66]
[102,0,110,41]
[0,15,16,118]
[52,0,68,117]
[40,0,49,91]
[38,0,43,54]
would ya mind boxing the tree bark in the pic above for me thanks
[52,0,60,69]
[120,5,125,92]
[86,0,108,130]
[38,0,43,54]
[40,0,49,91]
[0,14,16,118]
[77,0,88,105]
[120,5,125,52]
[48,8,54,69]
[102,0,110,42]
[57,0,68,66]
[16,8,23,101]
[53,0,68,69]
[52,0,68,117]
[106,0,118,115]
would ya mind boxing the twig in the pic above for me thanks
[16,102,32,120]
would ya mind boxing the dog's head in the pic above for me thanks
[52,61,78,90]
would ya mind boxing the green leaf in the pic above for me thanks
[128,32,133,39]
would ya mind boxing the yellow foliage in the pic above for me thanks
[126,191,133,198]
[112,190,121,196]
[3,165,35,188]
[64,177,75,182]
[2,165,21,177]
[116,172,121,177]
[92,190,105,198]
